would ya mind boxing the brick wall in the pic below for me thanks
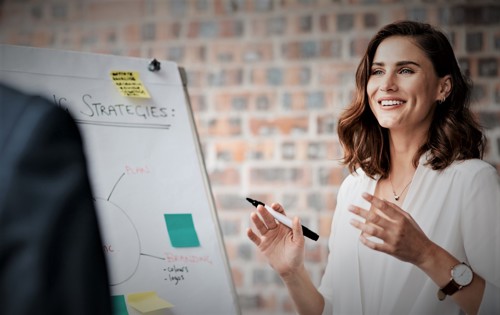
[1,1,499,314]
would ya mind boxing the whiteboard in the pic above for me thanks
[0,44,240,315]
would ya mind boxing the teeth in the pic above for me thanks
[381,100,404,106]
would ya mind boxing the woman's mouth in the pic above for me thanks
[380,100,405,107]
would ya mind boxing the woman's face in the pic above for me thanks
[366,36,449,136]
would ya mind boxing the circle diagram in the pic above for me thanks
[94,197,141,286]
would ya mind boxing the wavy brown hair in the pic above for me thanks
[337,20,485,179]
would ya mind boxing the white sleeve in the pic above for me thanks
[461,165,500,314]
[478,281,500,314]
[318,174,354,315]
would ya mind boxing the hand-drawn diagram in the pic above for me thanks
[94,173,164,286]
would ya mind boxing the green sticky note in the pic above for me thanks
[164,213,200,247]
[112,295,129,315]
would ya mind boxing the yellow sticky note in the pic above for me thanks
[110,71,150,98]
[127,291,174,313]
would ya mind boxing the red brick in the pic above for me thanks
[197,116,242,137]
[317,62,357,86]
[215,91,278,111]
[155,21,179,41]
[224,241,237,260]
[249,67,268,85]
[231,266,244,288]
[214,141,247,162]
[186,21,200,38]
[288,15,314,34]
[246,141,276,161]
[257,292,278,310]
[317,113,337,134]
[305,241,322,263]
[319,14,333,33]
[350,36,372,58]
[122,22,141,43]
[249,167,312,187]
[187,93,207,112]
[86,1,144,21]
[282,295,296,313]
[319,213,334,237]
[242,42,274,62]
[249,116,309,135]
[219,19,244,37]
[284,66,311,85]
[210,42,241,63]
[318,166,347,186]
[184,45,207,63]
[250,16,286,37]
[32,29,53,47]
[183,69,205,88]
[208,167,241,186]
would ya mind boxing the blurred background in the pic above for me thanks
[1,0,499,314]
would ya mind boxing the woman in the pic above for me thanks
[247,21,500,315]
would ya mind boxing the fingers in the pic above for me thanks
[249,203,280,240]
[350,216,384,241]
[349,202,390,247]
[348,204,391,230]
[248,202,303,245]
[250,211,270,235]
[362,192,401,217]
[349,193,414,256]
[348,206,388,252]
[270,203,286,215]
[359,233,387,252]
[257,205,279,230]
[246,228,261,246]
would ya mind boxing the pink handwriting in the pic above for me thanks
[125,165,151,175]
[164,252,213,265]
[103,244,115,253]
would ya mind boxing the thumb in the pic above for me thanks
[292,216,304,241]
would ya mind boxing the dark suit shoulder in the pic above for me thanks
[0,83,76,158]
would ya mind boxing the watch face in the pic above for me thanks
[452,263,473,286]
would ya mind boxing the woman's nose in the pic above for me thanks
[379,74,398,92]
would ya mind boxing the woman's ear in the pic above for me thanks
[438,75,452,101]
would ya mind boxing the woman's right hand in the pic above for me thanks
[246,203,305,279]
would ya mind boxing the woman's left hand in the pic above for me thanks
[349,192,434,267]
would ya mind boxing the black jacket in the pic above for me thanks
[0,83,112,315]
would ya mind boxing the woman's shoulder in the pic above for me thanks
[435,159,499,190]
[340,167,374,190]
[446,159,497,177]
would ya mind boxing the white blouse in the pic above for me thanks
[319,154,500,314]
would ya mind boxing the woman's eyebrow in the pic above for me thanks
[372,60,422,68]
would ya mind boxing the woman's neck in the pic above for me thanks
[388,130,423,180]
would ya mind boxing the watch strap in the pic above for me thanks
[438,279,460,300]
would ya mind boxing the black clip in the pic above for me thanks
[148,58,161,72]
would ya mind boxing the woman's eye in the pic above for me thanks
[371,69,384,75]
[399,68,414,74]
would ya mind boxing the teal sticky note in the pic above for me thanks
[112,295,129,315]
[164,213,200,247]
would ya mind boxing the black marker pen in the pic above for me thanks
[246,197,319,241]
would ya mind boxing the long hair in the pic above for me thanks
[337,20,485,178]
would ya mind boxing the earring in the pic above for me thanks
[437,96,446,104]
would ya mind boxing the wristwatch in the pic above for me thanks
[437,262,473,301]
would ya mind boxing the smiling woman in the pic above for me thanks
[365,35,449,171]
[247,20,500,315]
